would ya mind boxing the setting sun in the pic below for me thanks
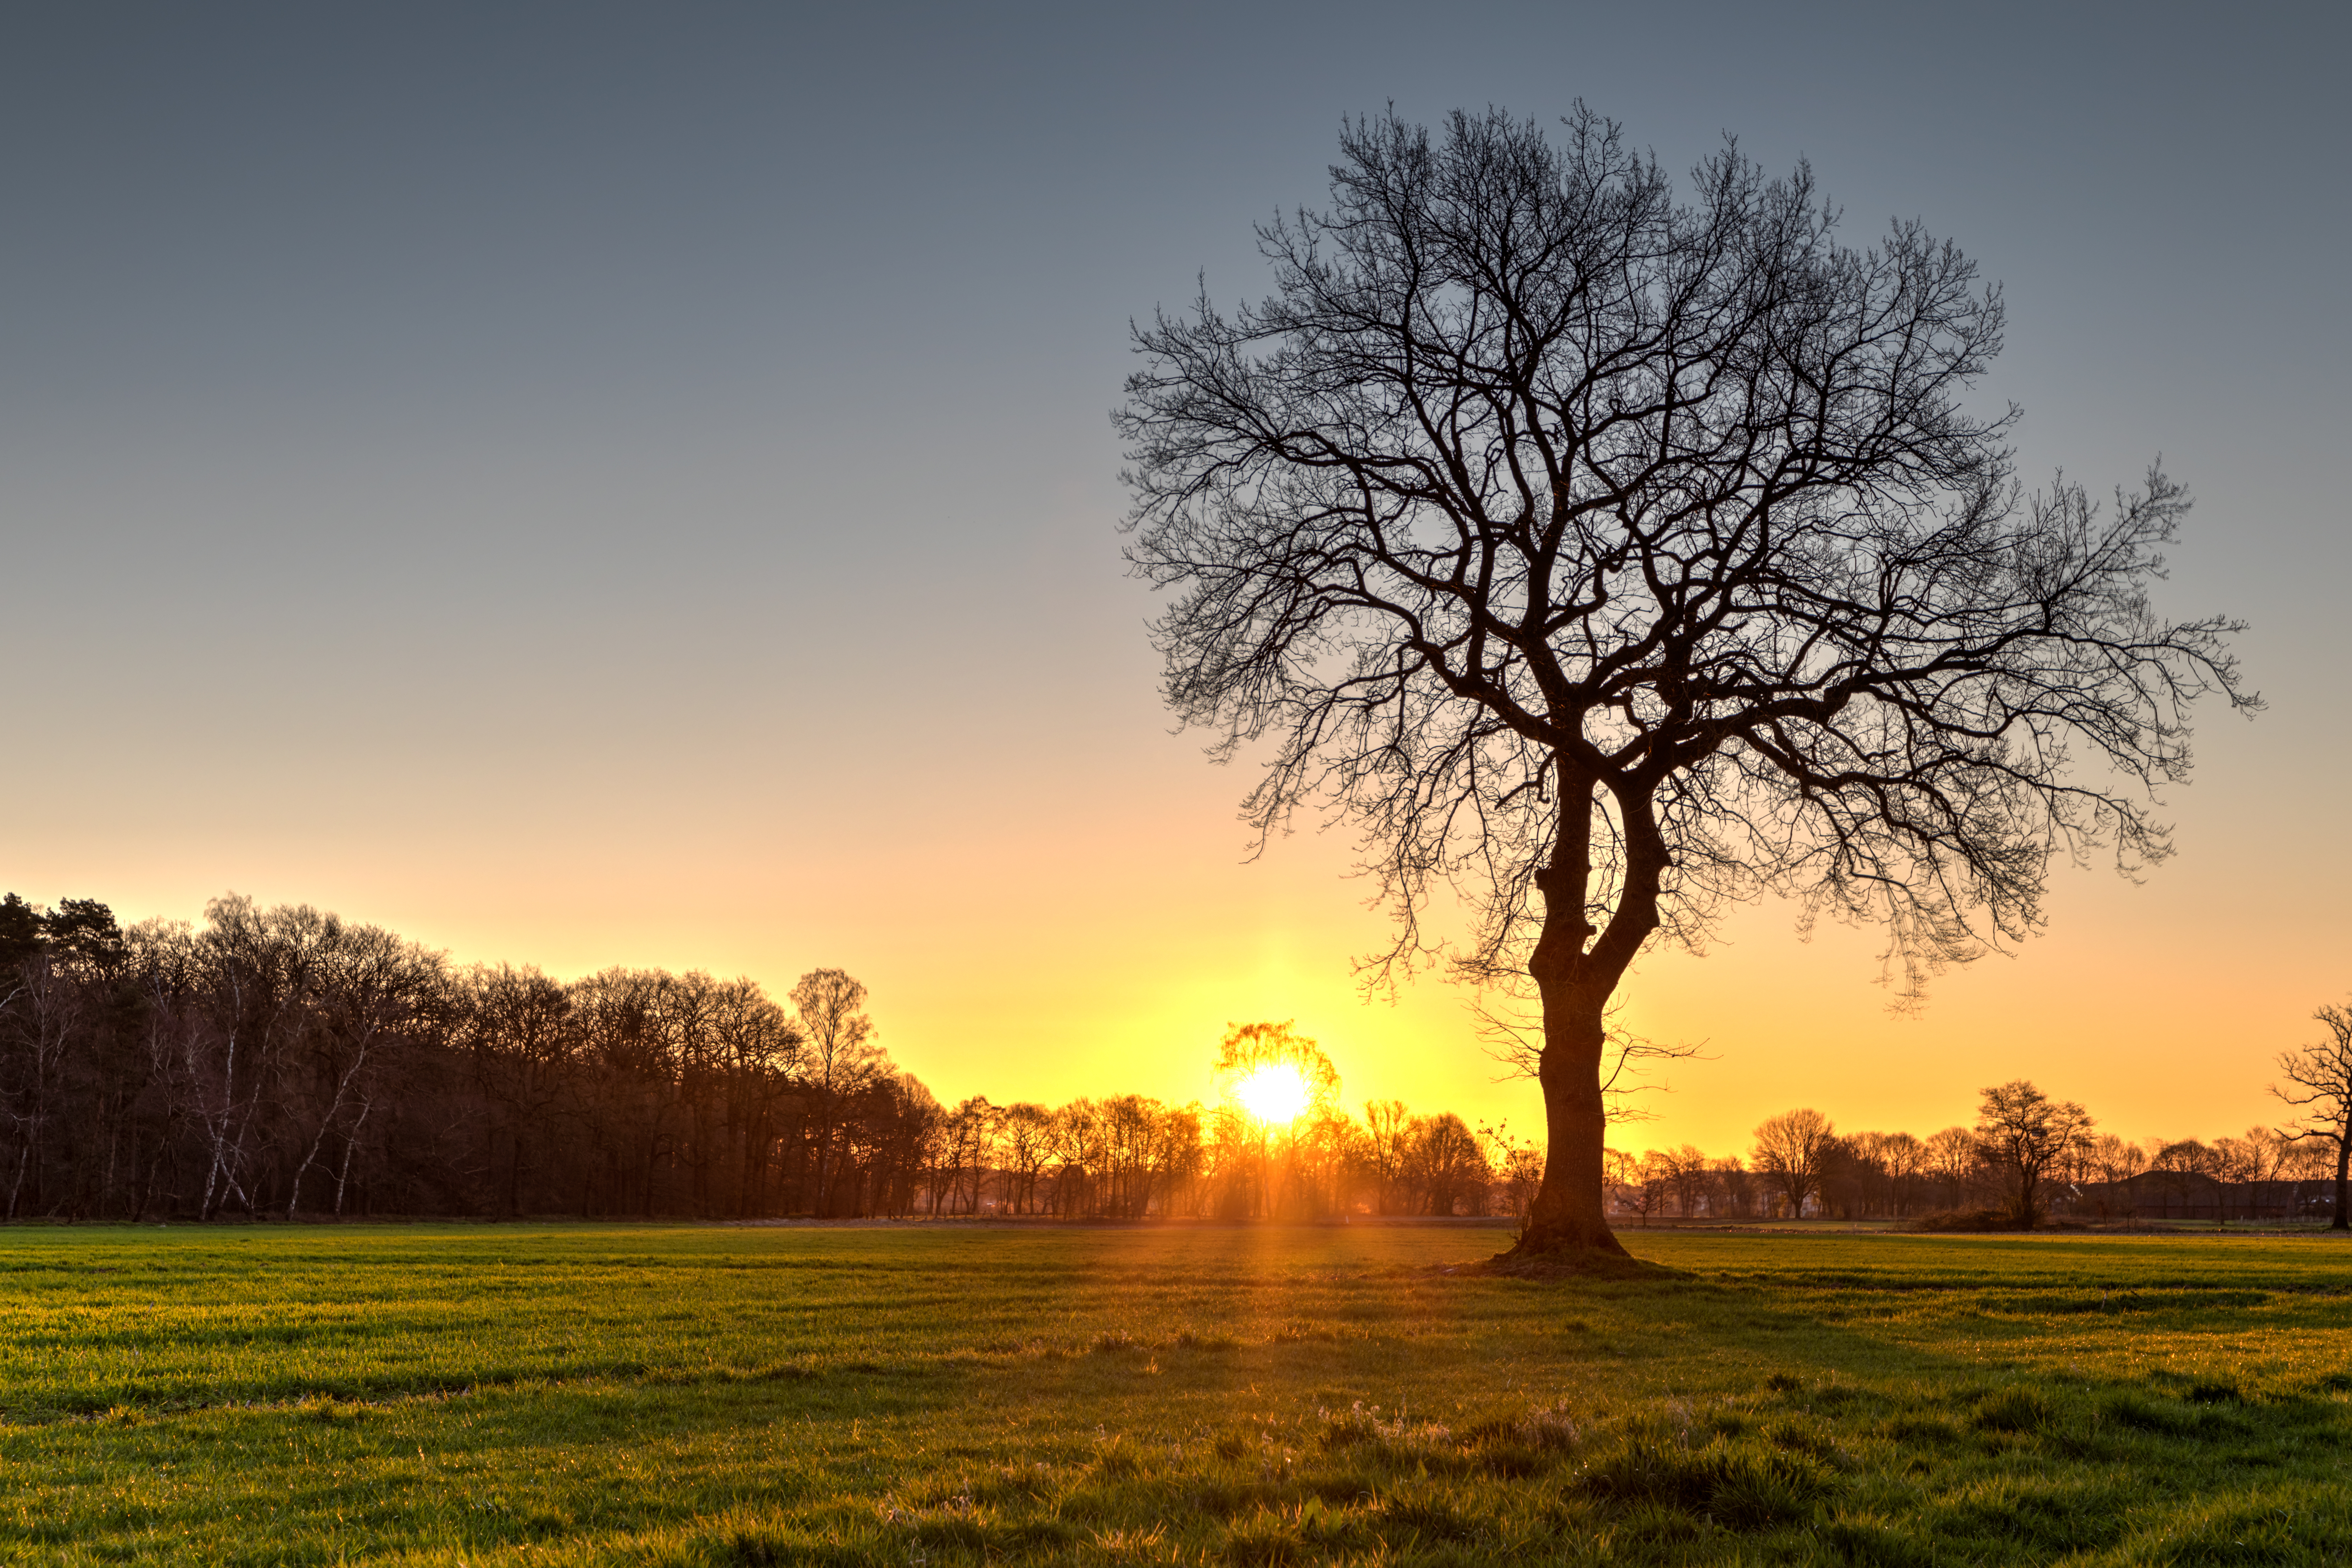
[1234,1062,1311,1124]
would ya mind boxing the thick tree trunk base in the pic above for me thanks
[1512,1214,1630,1258]
[1477,1216,1683,1280]
[1474,1225,1674,1281]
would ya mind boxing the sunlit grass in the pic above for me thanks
[1,1222,2350,1562]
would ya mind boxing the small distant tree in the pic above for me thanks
[1412,1113,1492,1215]
[1620,1150,1671,1227]
[2080,1132,2147,1219]
[1874,1131,1928,1217]
[1924,1126,1979,1210]
[1711,1156,1752,1220]
[2206,1135,2253,1224]
[1603,1147,1636,1215]
[2154,1139,2215,1175]
[1752,1109,1837,1219]
[1974,1080,2092,1226]
[2087,1133,2146,1184]
[1664,1144,1713,1219]
[790,968,883,1215]
[1477,1120,1545,1224]
[996,1102,1054,1214]
[931,1095,996,1214]
[2274,1003,2352,1230]
[2233,1127,2292,1222]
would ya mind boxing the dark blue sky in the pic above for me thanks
[5,1,2344,1139]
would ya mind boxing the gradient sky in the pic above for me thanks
[5,1,2346,1157]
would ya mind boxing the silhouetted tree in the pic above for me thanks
[1480,1121,1545,1222]
[1974,1080,2092,1226]
[1752,1109,1837,1218]
[1711,1155,1752,1219]
[1410,1112,1491,1216]
[1923,1126,1978,1210]
[1662,1144,1712,1219]
[0,895,42,976]
[2274,1003,2352,1230]
[996,1101,1053,1214]
[1119,106,2254,1257]
[1361,1098,1416,1215]
[791,968,882,1215]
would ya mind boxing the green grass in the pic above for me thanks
[3,1222,2352,1563]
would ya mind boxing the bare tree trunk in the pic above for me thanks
[289,1032,377,1219]
[2334,1133,2349,1231]
[1514,766,1659,1259]
[1522,997,1618,1253]
[333,1095,372,1215]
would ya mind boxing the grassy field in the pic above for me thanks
[2,1221,2350,1564]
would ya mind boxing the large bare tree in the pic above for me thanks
[1118,106,2253,1256]
[2274,1003,2352,1230]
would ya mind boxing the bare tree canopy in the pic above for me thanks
[1117,105,2255,1255]
[1751,1108,1837,1219]
[2273,1003,2352,1231]
[1973,1079,2093,1226]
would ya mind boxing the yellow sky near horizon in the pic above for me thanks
[23,679,2328,1168]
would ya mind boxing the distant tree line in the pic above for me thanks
[0,893,1517,1223]
[1608,1079,2342,1228]
[10,891,2336,1229]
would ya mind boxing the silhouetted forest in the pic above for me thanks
[0,893,1508,1222]
[1,891,2325,1227]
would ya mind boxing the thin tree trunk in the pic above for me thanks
[2334,1131,2348,1231]
[333,1095,371,1214]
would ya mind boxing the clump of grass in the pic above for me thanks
[1270,1320,1342,1343]
[1763,1416,1844,1464]
[1378,1493,1486,1544]
[2101,1391,2185,1432]
[1089,1520,1167,1557]
[1317,1401,1455,1466]
[1489,1403,1579,1454]
[1457,1401,1580,1476]
[1091,1433,1144,1477]
[1817,1512,1937,1567]
[1223,1497,1376,1563]
[1879,1412,1962,1448]
[1577,1435,1833,1529]
[1970,1385,2053,1433]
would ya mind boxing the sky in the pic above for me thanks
[4,1,2346,1157]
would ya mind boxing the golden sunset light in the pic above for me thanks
[5,5,2349,1559]
[1233,1062,1312,1126]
